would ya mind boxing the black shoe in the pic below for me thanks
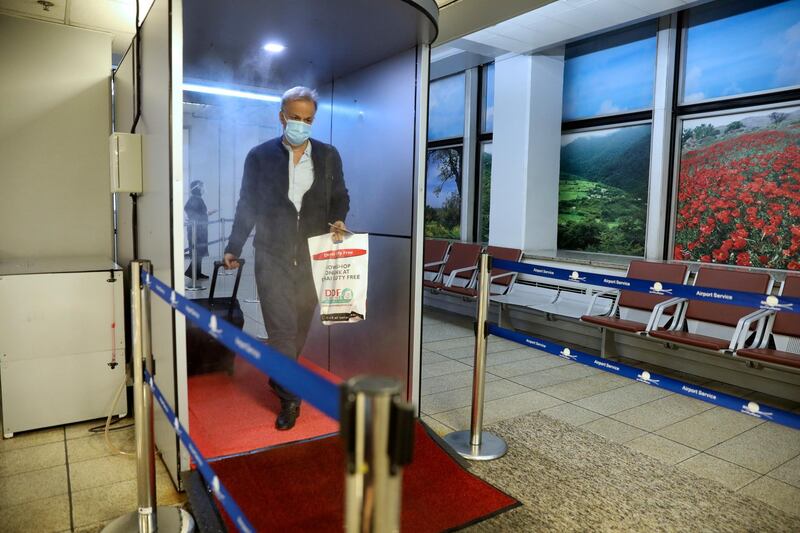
[275,400,301,431]
[184,269,209,279]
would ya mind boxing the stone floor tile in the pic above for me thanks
[738,476,800,518]
[677,453,760,490]
[626,434,698,465]
[69,454,139,492]
[421,359,474,378]
[421,370,501,396]
[488,355,573,379]
[706,422,800,474]
[65,418,115,440]
[423,335,475,353]
[434,390,563,429]
[655,407,764,451]
[580,417,645,444]
[509,363,601,390]
[420,416,454,437]
[0,493,71,533]
[540,403,604,427]
[421,379,529,415]
[537,373,630,402]
[610,393,715,432]
[573,383,673,416]
[422,350,450,364]
[0,464,68,509]
[768,455,800,489]
[458,348,548,368]
[67,427,136,463]
[0,426,63,453]
[0,440,65,478]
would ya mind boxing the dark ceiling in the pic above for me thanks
[182,0,438,91]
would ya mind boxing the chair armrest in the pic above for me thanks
[730,308,775,351]
[585,289,619,317]
[645,297,687,332]
[424,260,446,268]
[490,272,514,283]
[446,266,478,286]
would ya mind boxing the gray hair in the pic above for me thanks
[281,86,318,111]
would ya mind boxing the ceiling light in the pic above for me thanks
[263,43,285,53]
[182,83,281,103]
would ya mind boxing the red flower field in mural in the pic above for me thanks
[674,110,800,270]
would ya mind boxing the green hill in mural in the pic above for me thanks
[558,125,651,256]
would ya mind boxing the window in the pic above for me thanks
[673,105,800,270]
[425,147,463,238]
[558,125,651,256]
[428,73,466,141]
[681,0,800,104]
[562,23,657,121]
[481,63,494,134]
[559,25,657,256]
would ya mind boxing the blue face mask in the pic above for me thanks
[284,119,312,146]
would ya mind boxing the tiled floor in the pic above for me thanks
[0,419,185,533]
[420,308,800,518]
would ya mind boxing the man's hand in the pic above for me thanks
[330,220,347,244]
[223,253,240,270]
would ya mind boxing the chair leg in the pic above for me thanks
[601,328,616,359]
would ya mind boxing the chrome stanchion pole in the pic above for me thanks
[343,376,414,533]
[443,253,508,460]
[186,220,205,292]
[103,261,194,533]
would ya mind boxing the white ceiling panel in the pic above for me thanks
[621,0,686,16]
[69,0,133,33]
[463,30,531,54]
[0,0,66,22]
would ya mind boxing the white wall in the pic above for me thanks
[0,15,112,260]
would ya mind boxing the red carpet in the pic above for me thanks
[210,423,519,532]
[188,357,340,459]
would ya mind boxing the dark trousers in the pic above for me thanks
[255,250,318,404]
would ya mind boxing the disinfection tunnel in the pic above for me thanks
[112,0,437,487]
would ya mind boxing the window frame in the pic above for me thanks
[666,4,800,264]
[474,62,494,243]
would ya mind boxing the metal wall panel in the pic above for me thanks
[329,235,411,389]
[330,49,417,237]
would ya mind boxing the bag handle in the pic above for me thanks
[209,259,246,313]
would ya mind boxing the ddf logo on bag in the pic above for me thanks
[308,233,369,325]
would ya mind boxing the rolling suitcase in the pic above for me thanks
[186,259,246,376]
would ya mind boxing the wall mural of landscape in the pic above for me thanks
[673,106,800,270]
[558,124,651,256]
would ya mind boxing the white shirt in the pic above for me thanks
[284,140,314,213]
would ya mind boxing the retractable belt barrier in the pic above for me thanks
[488,324,800,431]
[144,269,340,420]
[492,258,800,314]
[144,368,254,532]
[107,260,413,533]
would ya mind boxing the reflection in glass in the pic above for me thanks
[674,105,800,270]
[562,23,656,121]
[478,143,492,242]
[481,63,495,134]
[682,0,800,103]
[425,147,462,238]
[558,124,651,256]
[428,73,465,141]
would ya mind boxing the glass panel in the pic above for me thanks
[425,147,463,238]
[682,0,800,104]
[428,73,466,141]
[673,105,800,270]
[558,124,651,256]
[481,63,495,133]
[478,143,493,242]
[562,23,657,121]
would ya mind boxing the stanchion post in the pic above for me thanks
[103,261,194,533]
[443,253,508,460]
[342,376,415,533]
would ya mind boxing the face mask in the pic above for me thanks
[284,119,312,146]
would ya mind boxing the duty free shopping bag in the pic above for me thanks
[307,233,369,325]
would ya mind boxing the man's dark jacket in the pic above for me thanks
[225,137,349,267]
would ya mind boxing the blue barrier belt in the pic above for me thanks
[492,258,800,315]
[144,369,255,533]
[488,324,800,431]
[142,270,341,420]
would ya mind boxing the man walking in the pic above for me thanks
[223,86,349,430]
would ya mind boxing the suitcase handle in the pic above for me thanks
[208,259,246,313]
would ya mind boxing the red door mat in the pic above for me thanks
[188,357,340,459]
[208,423,520,532]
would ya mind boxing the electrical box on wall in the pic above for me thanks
[109,133,142,193]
